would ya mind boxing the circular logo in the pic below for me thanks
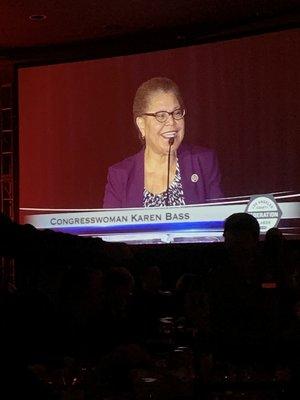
[245,194,282,233]
[191,173,199,183]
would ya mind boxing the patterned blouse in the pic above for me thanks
[143,161,186,207]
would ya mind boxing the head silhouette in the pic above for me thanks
[223,213,260,251]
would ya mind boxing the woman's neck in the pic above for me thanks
[144,147,177,171]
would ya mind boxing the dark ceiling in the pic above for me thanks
[0,0,299,61]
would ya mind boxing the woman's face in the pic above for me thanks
[136,90,185,155]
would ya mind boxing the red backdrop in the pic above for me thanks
[18,29,300,212]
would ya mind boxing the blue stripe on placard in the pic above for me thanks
[50,220,224,235]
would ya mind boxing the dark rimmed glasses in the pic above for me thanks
[141,108,186,123]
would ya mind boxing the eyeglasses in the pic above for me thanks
[141,108,186,123]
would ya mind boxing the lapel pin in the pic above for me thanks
[191,173,199,183]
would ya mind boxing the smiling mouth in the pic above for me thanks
[161,131,177,140]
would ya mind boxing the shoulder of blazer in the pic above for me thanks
[108,148,144,173]
[178,143,215,160]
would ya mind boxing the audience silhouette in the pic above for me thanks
[1,211,299,398]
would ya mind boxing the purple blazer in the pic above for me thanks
[102,144,223,208]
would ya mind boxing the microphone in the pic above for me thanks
[166,137,175,206]
[168,137,175,146]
